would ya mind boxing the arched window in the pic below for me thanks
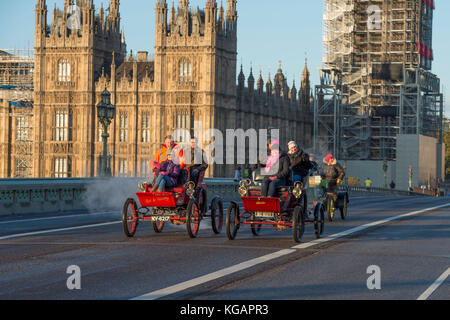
[175,110,191,144]
[179,58,192,82]
[54,110,72,142]
[54,157,72,178]
[119,112,129,142]
[58,59,71,82]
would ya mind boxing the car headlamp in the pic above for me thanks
[239,179,252,187]
[138,181,148,192]
[185,181,196,198]
[292,181,303,199]
[238,185,248,197]
[238,179,251,197]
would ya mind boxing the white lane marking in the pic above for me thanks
[0,221,121,241]
[417,267,450,300]
[0,211,118,225]
[292,203,450,249]
[132,249,296,300]
[0,206,236,240]
[134,202,450,300]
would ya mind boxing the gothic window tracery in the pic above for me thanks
[58,59,71,82]
[118,159,128,177]
[140,159,150,177]
[54,110,72,142]
[16,117,30,142]
[179,58,192,82]
[54,157,72,178]
[175,110,191,144]
[119,112,129,142]
[141,112,151,143]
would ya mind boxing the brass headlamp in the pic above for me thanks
[292,181,303,199]
[238,179,252,197]
[138,181,148,192]
[185,181,196,198]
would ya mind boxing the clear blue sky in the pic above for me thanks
[0,0,449,115]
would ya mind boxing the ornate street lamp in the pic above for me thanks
[97,88,115,177]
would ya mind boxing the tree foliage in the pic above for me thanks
[444,131,450,177]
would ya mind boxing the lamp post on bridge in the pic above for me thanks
[97,88,115,177]
[409,166,413,192]
[383,160,388,189]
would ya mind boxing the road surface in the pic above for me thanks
[0,194,449,300]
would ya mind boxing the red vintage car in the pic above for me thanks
[226,175,325,243]
[122,169,223,238]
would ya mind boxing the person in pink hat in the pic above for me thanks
[320,154,345,193]
[260,143,291,197]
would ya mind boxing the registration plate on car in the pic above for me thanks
[254,212,277,218]
[151,216,172,222]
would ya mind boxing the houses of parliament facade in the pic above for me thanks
[0,0,314,179]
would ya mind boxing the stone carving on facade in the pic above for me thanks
[1,0,314,178]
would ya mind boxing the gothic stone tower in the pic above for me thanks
[154,0,237,177]
[34,0,126,177]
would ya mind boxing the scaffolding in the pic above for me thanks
[0,48,34,178]
[316,0,441,161]
[0,49,34,87]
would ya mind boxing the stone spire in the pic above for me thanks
[218,1,225,32]
[300,56,311,106]
[179,0,188,9]
[248,67,255,91]
[257,71,264,96]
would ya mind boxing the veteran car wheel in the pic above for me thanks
[226,202,240,240]
[122,198,138,238]
[314,202,325,239]
[292,205,305,243]
[211,197,224,235]
[187,200,201,238]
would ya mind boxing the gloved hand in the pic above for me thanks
[337,179,341,185]
[152,160,161,169]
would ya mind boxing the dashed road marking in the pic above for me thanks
[133,202,450,300]
[417,267,450,300]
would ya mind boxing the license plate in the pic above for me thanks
[151,216,172,222]
[255,212,277,218]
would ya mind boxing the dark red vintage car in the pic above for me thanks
[122,169,223,239]
[226,176,324,243]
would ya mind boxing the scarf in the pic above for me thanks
[265,154,280,174]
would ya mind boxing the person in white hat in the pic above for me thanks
[287,141,314,183]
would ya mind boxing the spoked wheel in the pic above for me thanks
[340,194,348,220]
[186,200,201,238]
[198,188,208,216]
[292,205,305,243]
[122,198,139,238]
[314,202,325,239]
[211,197,224,234]
[251,214,262,236]
[226,202,240,240]
[152,221,165,233]
[327,196,335,222]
